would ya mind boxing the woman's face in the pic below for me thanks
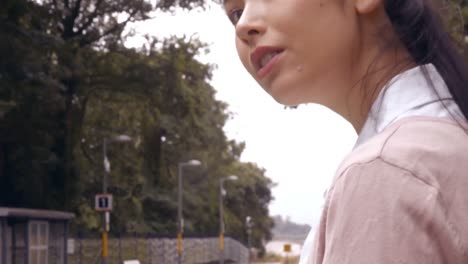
[224,0,362,107]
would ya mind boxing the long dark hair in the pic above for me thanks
[384,0,468,120]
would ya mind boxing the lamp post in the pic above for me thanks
[101,134,132,264]
[177,159,202,264]
[219,175,238,264]
[246,216,253,264]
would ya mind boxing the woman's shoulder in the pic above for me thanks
[334,116,468,187]
[324,117,468,261]
[331,116,468,207]
[379,116,468,170]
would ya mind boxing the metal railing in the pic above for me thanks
[68,233,249,264]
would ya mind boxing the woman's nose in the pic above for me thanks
[235,6,266,45]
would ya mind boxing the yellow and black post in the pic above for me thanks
[102,230,108,263]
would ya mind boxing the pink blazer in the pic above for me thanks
[310,116,468,264]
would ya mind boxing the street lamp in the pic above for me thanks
[177,159,202,264]
[246,216,253,264]
[219,175,238,264]
[101,134,132,264]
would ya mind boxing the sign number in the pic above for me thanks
[95,194,113,211]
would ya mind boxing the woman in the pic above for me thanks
[223,0,468,263]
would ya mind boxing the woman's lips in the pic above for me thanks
[257,52,283,79]
[250,46,285,79]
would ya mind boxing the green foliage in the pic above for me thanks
[0,0,274,251]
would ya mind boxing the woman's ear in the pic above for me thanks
[354,0,382,14]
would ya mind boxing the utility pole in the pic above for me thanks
[246,216,253,264]
[97,135,132,264]
[102,138,109,264]
[177,160,202,264]
[219,175,238,264]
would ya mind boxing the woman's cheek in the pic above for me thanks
[236,41,253,74]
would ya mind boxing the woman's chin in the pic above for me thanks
[261,78,311,106]
[270,92,307,107]
[263,83,305,105]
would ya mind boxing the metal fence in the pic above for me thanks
[67,234,249,264]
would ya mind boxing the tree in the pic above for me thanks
[1,0,277,245]
[0,0,211,209]
[0,0,72,208]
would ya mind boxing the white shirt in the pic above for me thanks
[299,64,464,264]
[355,64,464,146]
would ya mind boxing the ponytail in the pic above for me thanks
[384,0,468,120]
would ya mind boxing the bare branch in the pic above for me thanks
[76,0,104,35]
[52,0,58,10]
[80,138,97,166]
[71,0,83,23]
[79,9,140,47]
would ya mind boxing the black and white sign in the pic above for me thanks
[95,194,113,211]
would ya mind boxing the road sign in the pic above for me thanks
[95,194,113,211]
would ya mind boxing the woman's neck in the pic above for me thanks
[343,47,416,133]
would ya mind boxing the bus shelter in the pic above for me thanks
[0,207,74,264]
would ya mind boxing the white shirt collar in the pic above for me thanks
[355,64,464,147]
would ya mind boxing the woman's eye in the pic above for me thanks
[228,9,243,25]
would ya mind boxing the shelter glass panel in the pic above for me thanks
[13,222,27,264]
[49,222,65,264]
[29,221,49,264]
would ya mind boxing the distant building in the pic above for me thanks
[0,207,74,264]
[265,240,302,257]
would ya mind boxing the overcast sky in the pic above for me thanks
[126,3,357,227]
